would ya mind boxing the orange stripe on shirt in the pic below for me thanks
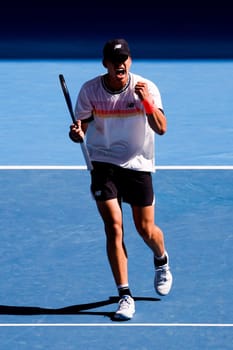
[94,107,143,118]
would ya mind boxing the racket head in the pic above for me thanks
[59,74,76,123]
[59,74,93,170]
[59,74,67,93]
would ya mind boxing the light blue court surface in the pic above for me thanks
[0,60,233,349]
[0,59,232,166]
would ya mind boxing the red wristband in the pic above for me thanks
[141,98,155,114]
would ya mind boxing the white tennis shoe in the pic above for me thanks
[114,295,135,320]
[154,253,173,296]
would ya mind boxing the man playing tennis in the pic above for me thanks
[69,38,173,320]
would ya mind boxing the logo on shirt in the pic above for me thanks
[127,102,135,108]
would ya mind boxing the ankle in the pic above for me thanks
[154,252,168,267]
[117,284,133,298]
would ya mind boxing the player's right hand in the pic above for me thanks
[69,120,84,143]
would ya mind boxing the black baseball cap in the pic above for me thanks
[103,38,131,63]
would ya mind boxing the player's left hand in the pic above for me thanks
[135,81,150,101]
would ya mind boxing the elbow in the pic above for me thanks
[152,125,166,135]
[148,114,167,135]
[160,127,167,135]
[157,124,167,135]
[159,116,167,135]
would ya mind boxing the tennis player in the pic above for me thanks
[69,38,172,320]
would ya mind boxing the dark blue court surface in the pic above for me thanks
[0,169,232,349]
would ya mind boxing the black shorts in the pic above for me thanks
[90,161,154,206]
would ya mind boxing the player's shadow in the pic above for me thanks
[0,296,160,321]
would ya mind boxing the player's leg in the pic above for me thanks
[96,198,135,320]
[96,198,128,287]
[132,205,173,296]
[132,205,165,255]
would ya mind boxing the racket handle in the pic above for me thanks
[80,141,93,171]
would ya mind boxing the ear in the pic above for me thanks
[128,56,132,67]
[102,59,107,68]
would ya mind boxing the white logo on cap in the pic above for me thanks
[114,44,122,50]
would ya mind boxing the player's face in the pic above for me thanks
[104,56,132,89]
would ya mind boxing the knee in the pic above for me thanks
[105,222,123,241]
[136,222,154,241]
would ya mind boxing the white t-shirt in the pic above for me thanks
[75,72,163,172]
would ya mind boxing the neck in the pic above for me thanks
[104,73,129,92]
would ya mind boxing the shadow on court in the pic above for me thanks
[0,296,160,321]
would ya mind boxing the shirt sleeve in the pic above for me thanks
[74,85,93,121]
[148,80,163,111]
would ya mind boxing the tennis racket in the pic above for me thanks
[59,74,93,171]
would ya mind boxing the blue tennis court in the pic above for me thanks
[0,60,232,349]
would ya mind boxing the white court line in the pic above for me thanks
[0,165,233,170]
[0,165,87,170]
[155,166,233,170]
[0,323,232,327]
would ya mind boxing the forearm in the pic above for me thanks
[135,81,167,135]
[81,121,88,134]
[146,107,167,135]
[142,98,167,135]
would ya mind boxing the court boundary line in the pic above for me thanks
[0,323,232,327]
[0,165,233,170]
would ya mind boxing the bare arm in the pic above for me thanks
[135,81,167,135]
[146,107,167,135]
